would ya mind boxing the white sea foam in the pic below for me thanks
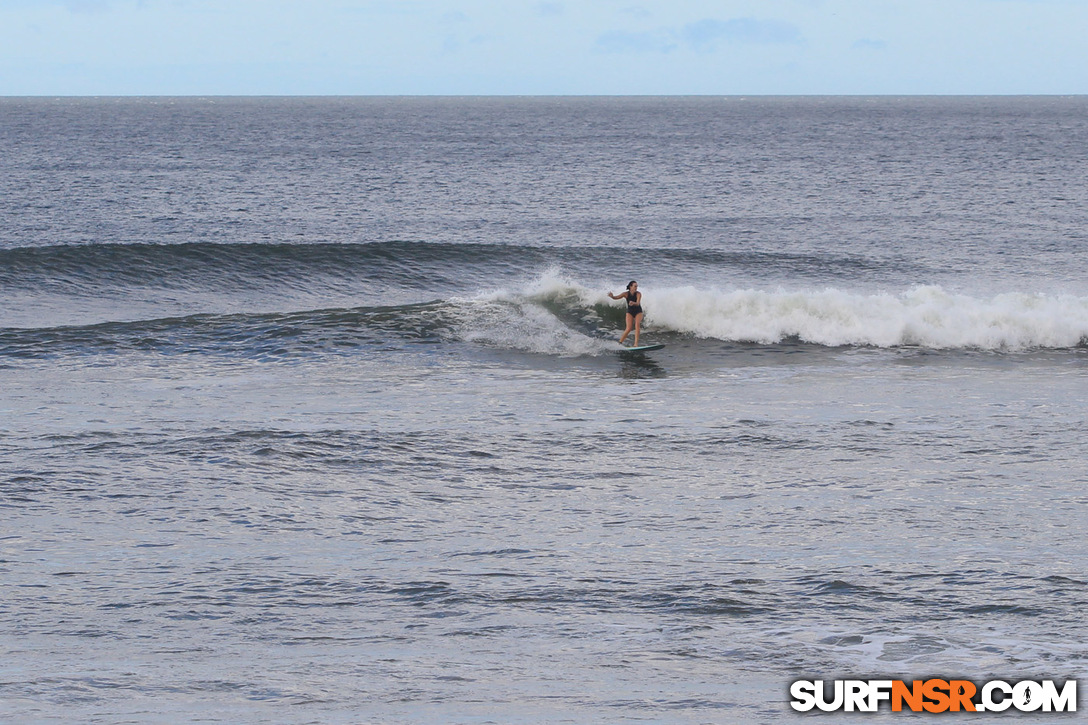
[453,274,617,356]
[561,272,1088,349]
[458,302,616,356]
[645,284,1088,349]
[463,271,1088,352]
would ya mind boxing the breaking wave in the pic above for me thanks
[646,284,1088,350]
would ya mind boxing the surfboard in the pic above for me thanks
[619,343,665,352]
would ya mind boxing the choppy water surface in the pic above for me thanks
[2,97,1088,723]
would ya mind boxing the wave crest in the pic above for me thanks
[479,273,1088,351]
[647,284,1088,350]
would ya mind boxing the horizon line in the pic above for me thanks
[3,92,1088,99]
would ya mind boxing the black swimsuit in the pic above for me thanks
[626,292,643,316]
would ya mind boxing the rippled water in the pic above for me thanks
[2,97,1088,723]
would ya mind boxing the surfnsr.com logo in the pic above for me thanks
[790,679,1077,713]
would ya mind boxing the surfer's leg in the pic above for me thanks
[619,314,634,345]
[633,313,643,346]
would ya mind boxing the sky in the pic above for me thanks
[1,0,1087,95]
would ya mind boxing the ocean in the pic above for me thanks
[2,96,1087,723]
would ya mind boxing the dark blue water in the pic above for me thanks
[2,97,1088,723]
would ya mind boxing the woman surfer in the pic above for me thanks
[608,280,643,347]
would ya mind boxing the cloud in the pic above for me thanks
[535,2,562,16]
[620,5,651,19]
[0,0,116,11]
[595,16,804,55]
[682,18,803,50]
[442,31,489,55]
[340,1,425,16]
[595,29,678,54]
[64,0,111,11]
[852,38,888,51]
